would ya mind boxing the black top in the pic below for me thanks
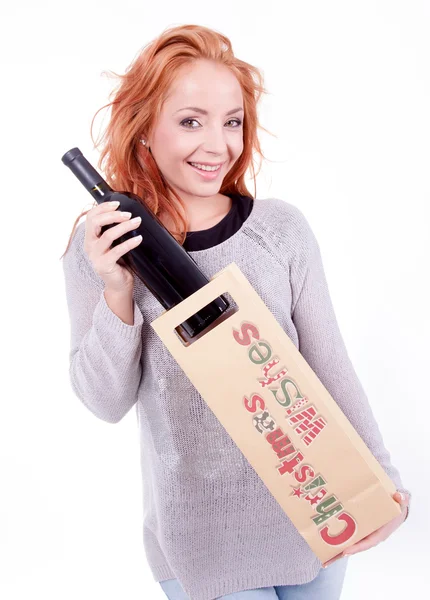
[183,194,254,251]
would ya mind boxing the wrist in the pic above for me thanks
[103,286,135,326]
[104,285,134,297]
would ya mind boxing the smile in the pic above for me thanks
[187,162,224,180]
[189,162,222,171]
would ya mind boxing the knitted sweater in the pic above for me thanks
[62,197,410,600]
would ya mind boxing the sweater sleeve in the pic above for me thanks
[289,208,411,516]
[62,223,145,424]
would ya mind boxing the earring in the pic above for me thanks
[140,139,147,146]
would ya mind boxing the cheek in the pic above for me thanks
[156,142,191,173]
[165,138,194,165]
[153,127,189,158]
[232,137,244,158]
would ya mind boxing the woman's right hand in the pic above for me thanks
[84,200,143,293]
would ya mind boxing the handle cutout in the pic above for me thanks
[174,290,239,347]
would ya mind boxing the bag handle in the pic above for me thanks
[150,262,260,353]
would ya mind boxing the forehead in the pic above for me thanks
[164,60,243,110]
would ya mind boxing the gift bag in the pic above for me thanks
[150,262,401,563]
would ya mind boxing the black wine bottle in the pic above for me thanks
[61,147,230,341]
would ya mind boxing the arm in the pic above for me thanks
[104,287,135,326]
[62,223,144,424]
[289,209,411,512]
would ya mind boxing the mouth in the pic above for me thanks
[186,161,224,180]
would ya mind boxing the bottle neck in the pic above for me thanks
[89,180,114,203]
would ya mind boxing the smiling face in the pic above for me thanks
[145,59,244,210]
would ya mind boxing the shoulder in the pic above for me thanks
[250,197,319,255]
[62,220,103,286]
[247,198,323,289]
[62,221,85,266]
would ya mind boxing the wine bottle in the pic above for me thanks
[61,147,230,341]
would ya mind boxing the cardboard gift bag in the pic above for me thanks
[150,262,401,563]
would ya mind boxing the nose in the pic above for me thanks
[201,123,229,157]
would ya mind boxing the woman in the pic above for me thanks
[62,24,411,600]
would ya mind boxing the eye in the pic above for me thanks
[180,118,200,128]
[227,119,242,127]
[180,118,243,129]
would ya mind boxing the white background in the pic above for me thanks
[1,1,428,598]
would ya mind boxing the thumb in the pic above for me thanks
[393,491,406,505]
[393,491,409,521]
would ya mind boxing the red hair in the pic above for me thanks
[61,24,274,258]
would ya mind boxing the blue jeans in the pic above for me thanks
[159,556,348,599]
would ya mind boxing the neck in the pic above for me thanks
[186,194,232,231]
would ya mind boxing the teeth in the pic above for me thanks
[190,162,221,172]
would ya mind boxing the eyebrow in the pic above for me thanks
[174,106,244,116]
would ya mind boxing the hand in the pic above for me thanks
[321,491,410,568]
[84,200,143,293]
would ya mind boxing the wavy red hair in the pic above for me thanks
[61,24,274,258]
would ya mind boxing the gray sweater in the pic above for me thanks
[62,197,410,600]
